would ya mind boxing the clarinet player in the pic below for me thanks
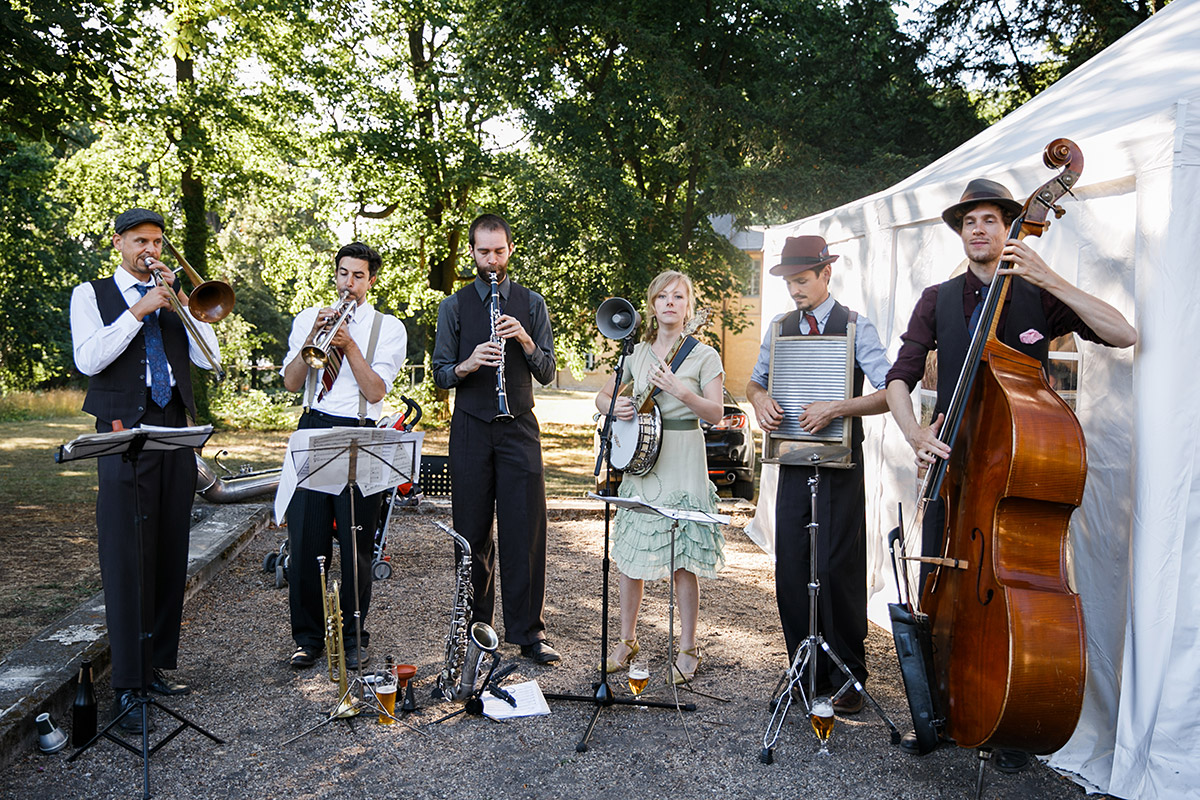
[432,213,561,664]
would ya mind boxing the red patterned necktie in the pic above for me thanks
[317,347,345,401]
[804,312,819,335]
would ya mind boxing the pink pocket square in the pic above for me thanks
[1019,329,1044,344]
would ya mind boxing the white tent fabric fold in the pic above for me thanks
[750,1,1200,796]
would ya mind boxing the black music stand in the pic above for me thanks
[278,427,425,742]
[57,425,224,800]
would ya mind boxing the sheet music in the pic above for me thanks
[274,428,423,522]
[585,492,731,525]
[57,424,214,462]
[482,680,551,720]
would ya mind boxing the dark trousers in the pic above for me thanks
[287,412,383,651]
[448,409,547,645]
[775,462,868,687]
[96,390,195,689]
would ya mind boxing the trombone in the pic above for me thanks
[146,234,234,380]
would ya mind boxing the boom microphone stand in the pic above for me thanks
[543,298,694,753]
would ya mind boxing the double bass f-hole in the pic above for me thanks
[970,528,993,607]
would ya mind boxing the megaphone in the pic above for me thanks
[596,297,640,340]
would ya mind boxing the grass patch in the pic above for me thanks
[0,389,87,421]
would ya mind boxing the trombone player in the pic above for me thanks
[280,242,408,671]
[69,208,221,735]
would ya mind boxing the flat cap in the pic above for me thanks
[114,208,165,234]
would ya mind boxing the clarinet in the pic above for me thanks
[489,271,515,422]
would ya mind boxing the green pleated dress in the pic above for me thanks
[613,341,726,580]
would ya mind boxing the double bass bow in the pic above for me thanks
[906,138,1088,754]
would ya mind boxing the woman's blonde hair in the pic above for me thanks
[643,270,694,342]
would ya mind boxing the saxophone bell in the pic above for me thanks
[434,522,501,702]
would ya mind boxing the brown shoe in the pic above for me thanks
[833,687,864,715]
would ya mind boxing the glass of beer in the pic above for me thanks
[628,659,650,701]
[811,696,835,755]
[376,678,398,725]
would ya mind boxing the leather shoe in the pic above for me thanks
[290,645,323,669]
[900,730,922,754]
[994,749,1031,773]
[520,640,561,664]
[149,668,191,696]
[344,644,370,670]
[833,687,864,715]
[112,690,155,735]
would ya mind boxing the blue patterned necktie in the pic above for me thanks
[134,284,172,408]
[968,283,991,336]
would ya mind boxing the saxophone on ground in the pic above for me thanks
[434,521,500,702]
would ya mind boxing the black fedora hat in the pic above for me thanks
[114,208,165,234]
[769,235,839,277]
[941,179,1023,231]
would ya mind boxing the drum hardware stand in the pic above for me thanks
[281,430,426,743]
[58,427,224,800]
[545,331,696,753]
[760,448,900,764]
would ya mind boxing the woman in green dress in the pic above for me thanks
[594,271,726,684]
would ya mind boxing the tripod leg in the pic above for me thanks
[820,640,901,743]
[761,640,813,760]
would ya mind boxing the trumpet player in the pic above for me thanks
[281,242,408,671]
[432,214,561,664]
[69,208,221,735]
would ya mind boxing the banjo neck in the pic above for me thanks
[633,309,709,414]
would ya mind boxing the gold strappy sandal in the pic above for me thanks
[602,638,640,673]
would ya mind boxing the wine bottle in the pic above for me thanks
[72,660,97,746]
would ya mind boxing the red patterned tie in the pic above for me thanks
[317,347,345,401]
[804,312,819,335]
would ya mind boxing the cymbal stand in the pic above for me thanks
[760,457,899,763]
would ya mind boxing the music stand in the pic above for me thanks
[57,424,224,800]
[277,427,425,742]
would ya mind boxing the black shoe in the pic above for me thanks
[994,749,1031,774]
[291,645,323,669]
[520,640,561,664]
[900,730,922,754]
[344,644,370,670]
[149,668,191,696]
[833,687,864,715]
[112,690,155,735]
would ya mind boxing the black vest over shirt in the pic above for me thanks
[82,276,196,425]
[454,281,534,421]
[933,274,1049,417]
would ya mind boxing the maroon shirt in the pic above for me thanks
[885,270,1111,390]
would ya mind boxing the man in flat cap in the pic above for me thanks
[746,235,891,714]
[69,208,220,735]
[885,178,1136,766]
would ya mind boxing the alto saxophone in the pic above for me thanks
[434,522,500,702]
[318,555,359,717]
[489,271,515,422]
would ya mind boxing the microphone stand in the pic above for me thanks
[543,333,695,752]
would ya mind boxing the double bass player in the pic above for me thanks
[885,177,1136,769]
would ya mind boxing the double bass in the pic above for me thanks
[906,139,1088,754]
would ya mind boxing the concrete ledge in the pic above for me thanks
[0,503,270,770]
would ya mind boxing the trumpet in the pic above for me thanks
[143,243,229,380]
[318,555,359,718]
[301,289,355,370]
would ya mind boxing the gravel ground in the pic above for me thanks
[3,506,1094,800]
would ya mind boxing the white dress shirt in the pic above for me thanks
[70,266,221,383]
[280,301,408,420]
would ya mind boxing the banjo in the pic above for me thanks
[608,309,710,476]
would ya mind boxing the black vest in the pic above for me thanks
[781,302,866,458]
[454,280,534,421]
[933,274,1049,417]
[82,276,196,426]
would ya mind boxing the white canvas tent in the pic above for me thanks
[750,0,1200,796]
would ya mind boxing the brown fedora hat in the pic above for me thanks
[941,178,1024,231]
[769,235,839,277]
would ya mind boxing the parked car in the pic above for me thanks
[596,389,757,500]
